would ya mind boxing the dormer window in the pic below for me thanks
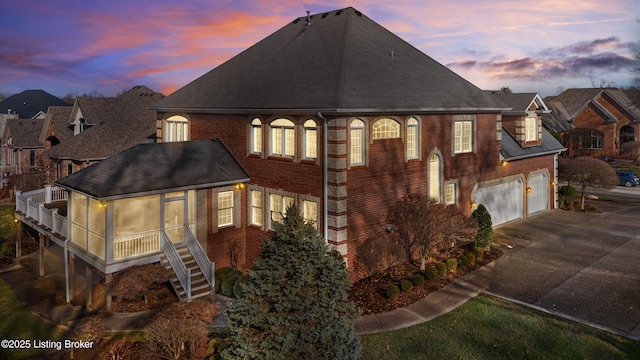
[525,115,537,141]
[165,115,189,142]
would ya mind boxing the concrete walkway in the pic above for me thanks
[355,200,640,340]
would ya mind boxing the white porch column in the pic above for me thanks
[44,184,52,204]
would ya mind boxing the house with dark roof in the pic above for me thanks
[15,8,565,306]
[543,88,640,160]
[1,118,47,189]
[43,86,164,180]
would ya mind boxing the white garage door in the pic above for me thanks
[528,173,548,215]
[474,179,524,226]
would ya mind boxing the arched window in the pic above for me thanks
[350,119,365,166]
[165,115,189,142]
[406,117,419,159]
[372,118,400,139]
[428,153,441,202]
[250,118,262,154]
[303,119,317,159]
[271,119,295,157]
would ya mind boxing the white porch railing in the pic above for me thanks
[185,226,215,294]
[15,186,69,238]
[113,231,161,260]
[162,231,192,301]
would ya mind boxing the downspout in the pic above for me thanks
[64,189,72,303]
[318,112,328,242]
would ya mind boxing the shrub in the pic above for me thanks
[559,185,576,196]
[411,274,425,286]
[400,279,413,292]
[472,204,493,248]
[446,258,458,272]
[473,246,484,260]
[221,273,241,297]
[233,274,250,299]
[214,267,235,293]
[424,266,438,280]
[435,262,447,276]
[458,254,470,267]
[385,284,400,299]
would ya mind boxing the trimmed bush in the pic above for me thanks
[221,273,241,297]
[400,279,413,292]
[424,266,438,280]
[472,204,493,248]
[473,246,484,260]
[446,258,458,272]
[411,274,425,286]
[214,267,235,293]
[233,274,250,299]
[436,262,447,276]
[559,185,576,196]
[385,284,400,299]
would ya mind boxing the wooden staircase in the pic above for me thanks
[160,244,212,301]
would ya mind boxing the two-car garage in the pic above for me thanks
[473,172,549,226]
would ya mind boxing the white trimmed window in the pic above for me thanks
[271,119,295,157]
[250,190,263,226]
[251,118,262,154]
[454,120,473,154]
[372,118,400,139]
[445,182,457,205]
[406,117,418,159]
[525,115,537,141]
[428,154,441,202]
[350,119,365,166]
[303,119,317,159]
[303,200,318,229]
[217,191,234,227]
[165,115,189,142]
[270,194,294,228]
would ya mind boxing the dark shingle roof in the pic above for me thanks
[500,128,565,161]
[0,90,70,119]
[46,86,164,161]
[485,92,545,112]
[3,118,46,148]
[151,7,507,114]
[41,106,74,143]
[542,98,574,132]
[55,140,249,199]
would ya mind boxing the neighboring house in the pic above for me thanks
[43,86,164,180]
[16,7,565,306]
[0,90,70,184]
[543,88,640,160]
[1,118,47,189]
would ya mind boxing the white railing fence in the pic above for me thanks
[113,231,161,260]
[185,226,215,294]
[16,186,69,238]
[162,231,191,301]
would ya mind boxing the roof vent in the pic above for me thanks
[354,10,362,16]
[305,11,311,28]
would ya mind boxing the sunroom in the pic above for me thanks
[54,139,249,300]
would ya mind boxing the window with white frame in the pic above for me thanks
[303,200,318,229]
[270,119,295,157]
[251,118,262,154]
[525,115,537,141]
[372,118,400,139]
[303,119,317,159]
[217,191,234,227]
[428,153,441,202]
[165,115,189,142]
[350,119,365,166]
[445,182,457,205]
[453,120,473,154]
[270,194,294,227]
[406,117,418,159]
[250,190,263,226]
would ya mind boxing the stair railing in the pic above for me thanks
[162,231,191,301]
[184,226,215,294]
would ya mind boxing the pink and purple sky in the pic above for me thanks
[1,0,638,98]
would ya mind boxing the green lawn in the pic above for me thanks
[360,295,640,360]
[0,279,64,360]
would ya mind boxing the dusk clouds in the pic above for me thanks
[0,0,637,97]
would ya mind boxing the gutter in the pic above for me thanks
[149,106,511,116]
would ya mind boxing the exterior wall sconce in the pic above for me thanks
[526,186,532,194]
[470,200,477,210]
[550,181,556,187]
[500,159,508,167]
[234,183,245,190]
[98,200,108,208]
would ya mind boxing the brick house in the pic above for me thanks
[2,118,47,187]
[543,88,640,160]
[15,7,565,305]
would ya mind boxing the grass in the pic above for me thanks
[0,279,64,360]
[360,295,640,360]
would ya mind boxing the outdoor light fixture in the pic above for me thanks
[526,186,532,193]
[234,183,245,190]
[98,201,108,208]
[470,200,477,210]
[500,159,508,167]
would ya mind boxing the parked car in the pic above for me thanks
[617,171,640,187]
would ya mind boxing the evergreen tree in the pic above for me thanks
[472,204,493,248]
[222,205,361,360]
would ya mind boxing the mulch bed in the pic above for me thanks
[349,247,502,315]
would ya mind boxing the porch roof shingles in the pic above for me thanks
[55,140,249,199]
[500,128,566,161]
[150,7,507,114]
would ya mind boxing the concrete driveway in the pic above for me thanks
[471,199,640,339]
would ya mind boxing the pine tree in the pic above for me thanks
[222,205,361,360]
